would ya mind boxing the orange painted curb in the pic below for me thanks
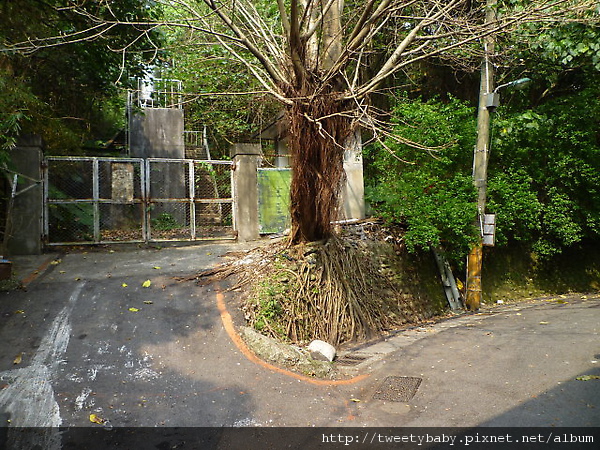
[215,289,369,386]
[21,256,56,287]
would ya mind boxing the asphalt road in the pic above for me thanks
[0,243,598,449]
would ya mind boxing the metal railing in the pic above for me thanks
[184,130,212,160]
[127,77,183,109]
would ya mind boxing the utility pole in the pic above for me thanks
[466,0,497,311]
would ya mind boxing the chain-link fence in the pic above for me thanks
[145,159,234,241]
[44,157,234,245]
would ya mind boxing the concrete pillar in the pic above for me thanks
[341,130,366,221]
[274,138,290,168]
[231,143,260,242]
[6,135,44,255]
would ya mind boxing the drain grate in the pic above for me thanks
[373,376,422,402]
[335,354,370,366]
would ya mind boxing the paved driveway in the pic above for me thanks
[0,243,598,448]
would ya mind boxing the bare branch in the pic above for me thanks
[200,0,288,86]
[302,0,339,41]
[4,0,597,110]
[357,0,464,97]
[277,0,292,37]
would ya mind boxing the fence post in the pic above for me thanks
[231,143,260,242]
[6,135,44,255]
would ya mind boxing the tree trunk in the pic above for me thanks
[286,0,348,244]
[287,94,350,243]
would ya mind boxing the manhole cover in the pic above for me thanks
[373,376,422,402]
[335,354,370,366]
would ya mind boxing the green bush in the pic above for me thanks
[489,88,600,258]
[366,86,600,263]
[365,96,478,262]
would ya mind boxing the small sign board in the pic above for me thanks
[111,163,135,203]
[482,213,496,246]
[257,168,291,234]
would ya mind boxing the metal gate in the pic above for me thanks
[44,156,235,245]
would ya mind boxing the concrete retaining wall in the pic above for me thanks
[129,108,185,158]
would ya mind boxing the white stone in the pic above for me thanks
[307,340,336,362]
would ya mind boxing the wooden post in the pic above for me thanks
[466,0,497,311]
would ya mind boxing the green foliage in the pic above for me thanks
[252,277,287,336]
[477,16,600,258]
[0,0,163,154]
[0,69,42,161]
[527,23,600,72]
[365,96,478,260]
[152,213,181,231]
[485,169,541,246]
[367,8,600,263]
[366,75,600,262]
[489,87,600,258]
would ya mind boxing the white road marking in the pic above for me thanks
[74,387,92,411]
[0,282,85,450]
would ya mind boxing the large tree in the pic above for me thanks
[5,0,597,241]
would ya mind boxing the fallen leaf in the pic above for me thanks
[59,270,66,274]
[122,283,128,288]
[539,321,549,325]
[153,266,161,270]
[129,307,140,312]
[576,375,600,381]
[13,353,22,365]
[89,413,104,424]
[350,398,361,402]
[142,280,152,288]
[143,301,153,305]
[14,310,25,314]
[50,259,61,265]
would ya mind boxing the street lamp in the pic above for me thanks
[466,76,532,310]
[486,78,532,110]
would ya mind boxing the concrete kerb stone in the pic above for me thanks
[236,303,539,380]
[238,326,333,378]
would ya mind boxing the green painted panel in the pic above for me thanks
[258,168,291,234]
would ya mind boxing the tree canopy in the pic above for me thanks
[0,0,163,154]
[366,13,600,263]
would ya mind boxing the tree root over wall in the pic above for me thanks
[190,234,435,346]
